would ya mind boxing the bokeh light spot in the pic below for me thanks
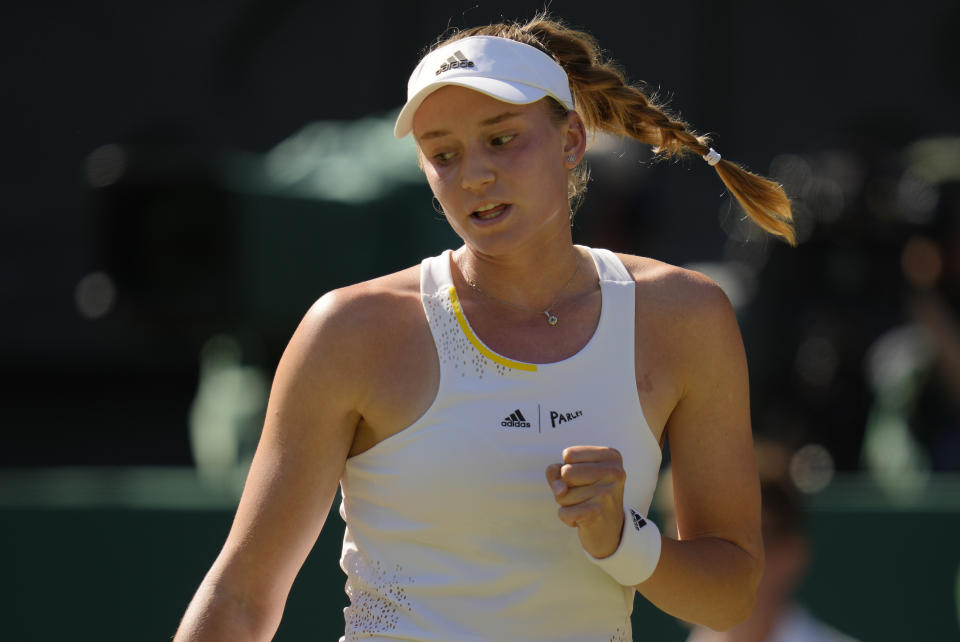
[901,236,942,289]
[85,144,127,188]
[769,154,812,196]
[74,271,116,319]
[897,172,939,225]
[802,176,845,224]
[789,443,835,494]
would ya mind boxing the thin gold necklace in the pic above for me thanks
[461,260,581,326]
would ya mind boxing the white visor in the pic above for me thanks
[394,35,575,138]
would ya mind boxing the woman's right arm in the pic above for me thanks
[174,290,363,641]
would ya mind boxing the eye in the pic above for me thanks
[432,150,456,165]
[491,133,516,146]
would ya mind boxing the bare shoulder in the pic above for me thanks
[293,263,437,454]
[608,253,742,433]
[309,264,421,322]
[292,263,435,433]
[298,264,424,358]
[613,252,734,324]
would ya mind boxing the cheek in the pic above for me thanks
[423,165,451,197]
[424,170,464,228]
[419,150,450,188]
[511,138,566,186]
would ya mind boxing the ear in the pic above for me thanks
[561,110,587,168]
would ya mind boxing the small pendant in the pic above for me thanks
[545,312,559,326]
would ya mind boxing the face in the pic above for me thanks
[412,85,584,257]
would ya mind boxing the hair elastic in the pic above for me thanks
[704,148,722,166]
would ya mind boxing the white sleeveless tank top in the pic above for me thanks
[338,247,662,641]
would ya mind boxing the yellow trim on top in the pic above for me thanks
[448,286,538,372]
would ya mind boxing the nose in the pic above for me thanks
[459,146,495,192]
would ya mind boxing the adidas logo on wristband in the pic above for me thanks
[585,507,662,586]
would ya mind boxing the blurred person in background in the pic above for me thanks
[861,143,960,478]
[658,443,860,642]
[174,14,794,641]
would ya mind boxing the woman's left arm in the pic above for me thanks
[636,277,763,630]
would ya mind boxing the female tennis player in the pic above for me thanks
[175,14,793,642]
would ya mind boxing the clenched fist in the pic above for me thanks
[545,446,626,559]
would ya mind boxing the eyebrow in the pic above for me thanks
[418,111,522,141]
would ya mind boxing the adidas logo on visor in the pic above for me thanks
[435,50,475,75]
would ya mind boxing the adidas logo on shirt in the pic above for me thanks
[500,409,531,428]
[435,50,475,75]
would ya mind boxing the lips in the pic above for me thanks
[471,203,509,221]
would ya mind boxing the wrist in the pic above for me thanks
[584,507,662,586]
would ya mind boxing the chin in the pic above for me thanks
[460,227,536,258]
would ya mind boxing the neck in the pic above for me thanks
[453,228,587,314]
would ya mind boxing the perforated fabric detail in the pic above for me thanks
[422,291,510,378]
[342,551,415,639]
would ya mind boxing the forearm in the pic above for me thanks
[174,580,280,642]
[636,534,763,631]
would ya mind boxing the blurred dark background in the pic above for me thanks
[2,0,959,640]
[3,0,959,471]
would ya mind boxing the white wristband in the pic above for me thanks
[585,507,662,586]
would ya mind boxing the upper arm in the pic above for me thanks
[664,275,762,560]
[205,290,364,619]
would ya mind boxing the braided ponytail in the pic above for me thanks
[437,14,796,245]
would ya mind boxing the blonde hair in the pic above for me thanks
[434,14,796,245]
